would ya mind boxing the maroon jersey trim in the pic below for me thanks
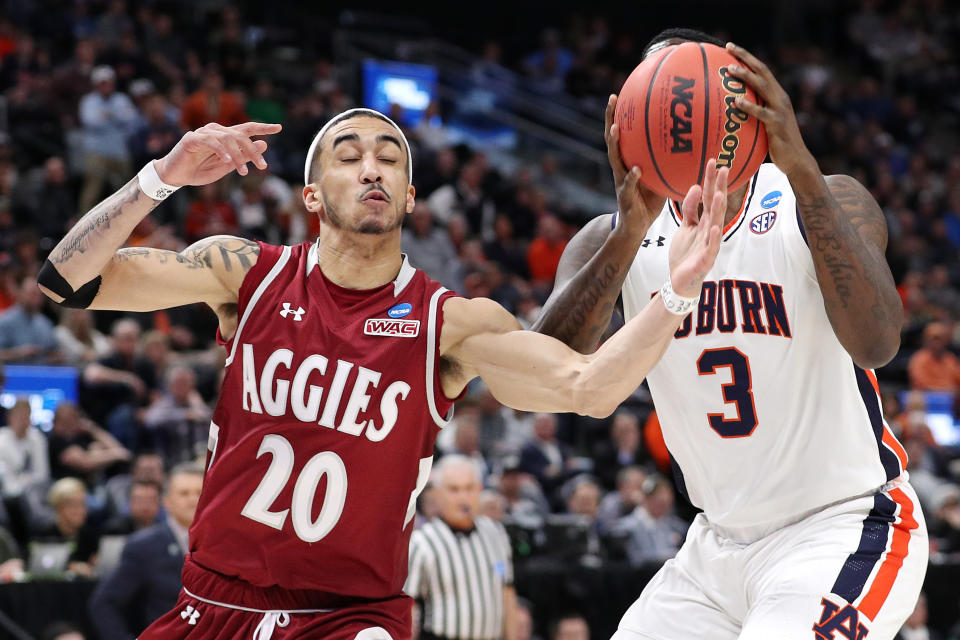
[224,245,292,366]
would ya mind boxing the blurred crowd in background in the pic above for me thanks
[0,0,959,639]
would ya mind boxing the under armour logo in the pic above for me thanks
[641,236,666,248]
[812,598,869,640]
[280,302,305,321]
[180,605,200,625]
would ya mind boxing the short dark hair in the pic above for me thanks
[305,110,410,185]
[642,27,726,59]
[130,479,162,497]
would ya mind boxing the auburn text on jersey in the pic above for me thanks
[652,279,792,339]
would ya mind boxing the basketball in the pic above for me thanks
[615,42,768,200]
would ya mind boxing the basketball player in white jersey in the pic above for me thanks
[534,29,927,640]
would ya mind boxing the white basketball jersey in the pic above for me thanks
[620,163,907,540]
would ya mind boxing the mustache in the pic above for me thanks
[359,184,391,201]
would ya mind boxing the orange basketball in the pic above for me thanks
[614,42,768,200]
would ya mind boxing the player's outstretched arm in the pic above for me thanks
[532,95,665,353]
[39,122,281,314]
[726,44,903,369]
[443,165,727,418]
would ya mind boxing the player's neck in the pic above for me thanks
[314,228,403,289]
[723,183,750,228]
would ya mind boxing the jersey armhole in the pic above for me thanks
[221,242,293,366]
[782,203,819,284]
[426,289,464,428]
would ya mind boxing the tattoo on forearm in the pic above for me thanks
[52,180,158,264]
[537,262,622,349]
[795,175,901,358]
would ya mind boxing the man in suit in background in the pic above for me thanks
[87,463,203,639]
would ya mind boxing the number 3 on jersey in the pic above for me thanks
[697,348,758,438]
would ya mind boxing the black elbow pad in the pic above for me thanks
[38,259,102,309]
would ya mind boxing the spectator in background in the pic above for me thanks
[895,592,942,640]
[11,156,74,242]
[515,598,543,640]
[0,275,60,364]
[0,398,49,498]
[904,431,948,515]
[77,65,139,214]
[549,614,590,640]
[908,322,960,392]
[103,480,161,534]
[930,484,960,556]
[183,182,238,242]
[47,402,130,483]
[443,412,490,482]
[143,365,211,464]
[596,466,646,534]
[179,68,246,130]
[527,215,568,289]
[245,77,285,124]
[592,411,645,490]
[51,38,96,127]
[484,214,529,279]
[479,489,508,522]
[519,413,571,497]
[427,158,496,235]
[103,452,165,518]
[55,308,111,366]
[128,92,181,171]
[32,477,100,577]
[82,318,157,443]
[614,475,688,567]
[498,461,549,527]
[97,0,134,48]
[402,202,462,291]
[89,463,203,640]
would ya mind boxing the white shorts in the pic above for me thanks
[612,483,928,640]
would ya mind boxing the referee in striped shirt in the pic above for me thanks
[407,455,518,640]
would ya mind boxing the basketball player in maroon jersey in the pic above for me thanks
[40,110,728,639]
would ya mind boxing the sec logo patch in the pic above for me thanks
[750,210,777,234]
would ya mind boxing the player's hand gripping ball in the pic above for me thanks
[615,42,768,200]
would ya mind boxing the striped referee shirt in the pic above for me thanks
[406,515,513,640]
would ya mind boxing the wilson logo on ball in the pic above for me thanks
[669,76,695,153]
[716,67,750,170]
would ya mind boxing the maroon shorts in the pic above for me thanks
[139,588,413,640]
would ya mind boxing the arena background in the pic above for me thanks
[0,0,958,638]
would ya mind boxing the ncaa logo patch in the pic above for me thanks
[750,210,777,234]
[364,318,420,338]
[388,303,412,318]
[760,190,781,209]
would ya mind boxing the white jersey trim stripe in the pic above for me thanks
[426,287,451,428]
[224,245,292,367]
[181,586,335,614]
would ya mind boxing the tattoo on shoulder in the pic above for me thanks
[178,237,260,272]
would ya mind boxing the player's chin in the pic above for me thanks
[354,214,403,235]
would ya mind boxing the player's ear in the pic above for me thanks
[405,185,416,215]
[303,184,323,214]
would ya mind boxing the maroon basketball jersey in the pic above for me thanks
[189,241,458,601]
